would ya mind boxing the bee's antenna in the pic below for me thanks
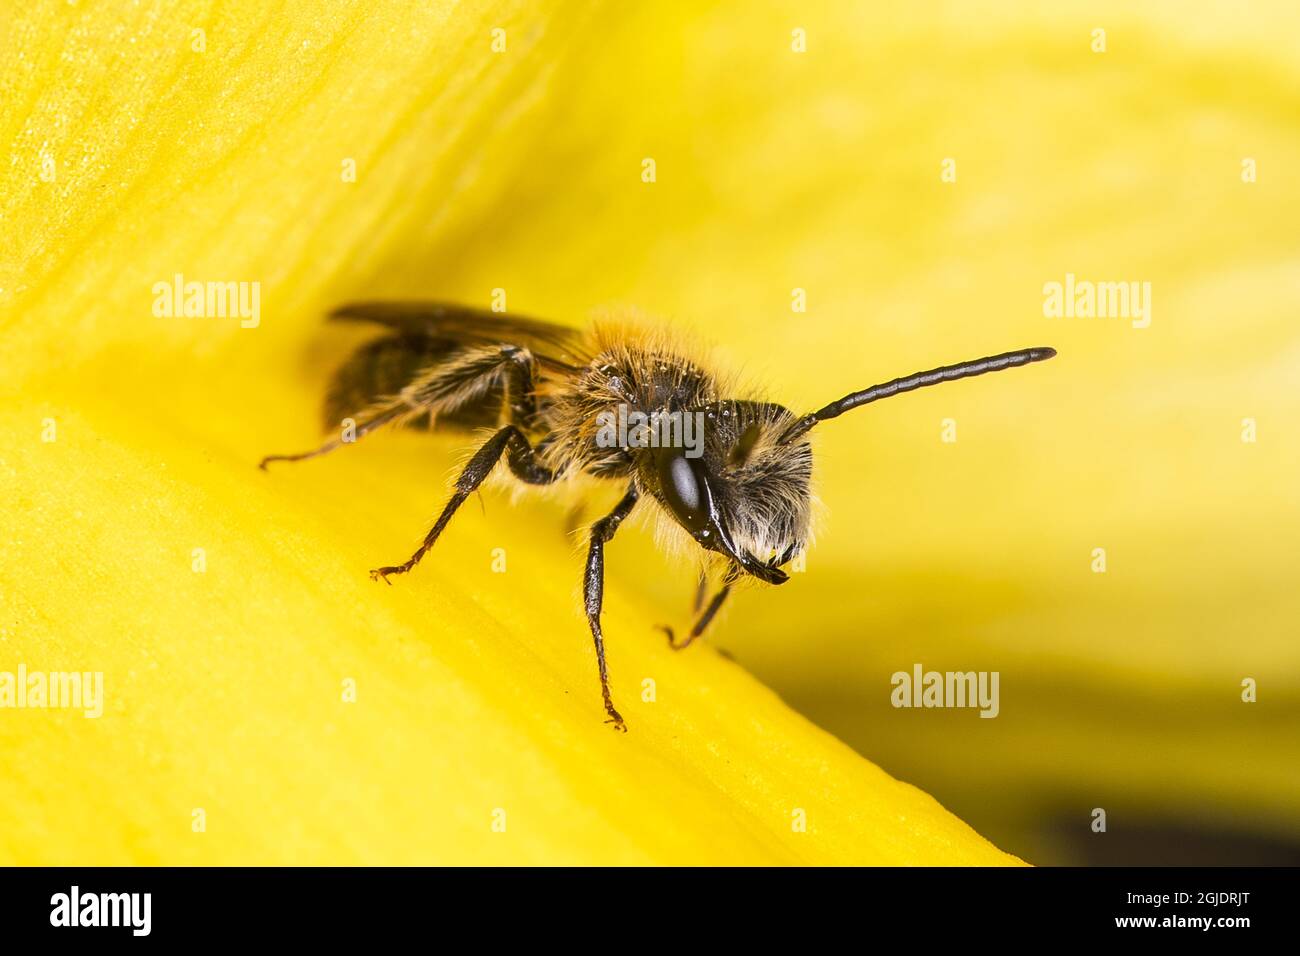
[778,346,1056,444]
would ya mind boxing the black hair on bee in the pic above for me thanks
[260,302,1055,731]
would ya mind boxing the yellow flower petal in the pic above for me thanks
[0,1,1020,865]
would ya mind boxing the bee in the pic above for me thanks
[260,302,1055,731]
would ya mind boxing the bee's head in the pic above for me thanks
[644,401,812,585]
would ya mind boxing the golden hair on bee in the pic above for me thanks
[260,301,1055,731]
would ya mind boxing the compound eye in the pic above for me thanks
[658,452,710,535]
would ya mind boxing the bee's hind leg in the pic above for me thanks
[263,342,538,472]
[369,425,554,583]
[259,403,405,470]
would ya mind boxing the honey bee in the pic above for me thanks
[261,302,1055,731]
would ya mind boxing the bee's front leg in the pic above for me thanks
[660,574,733,650]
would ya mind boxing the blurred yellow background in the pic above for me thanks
[2,0,1297,864]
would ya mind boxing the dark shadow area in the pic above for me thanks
[1043,816,1300,867]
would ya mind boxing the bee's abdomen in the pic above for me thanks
[323,335,502,432]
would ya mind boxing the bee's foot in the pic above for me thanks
[603,705,627,733]
[657,624,694,651]
[369,565,406,585]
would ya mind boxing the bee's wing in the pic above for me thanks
[323,301,589,432]
[329,301,591,370]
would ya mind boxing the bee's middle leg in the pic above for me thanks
[369,425,554,583]
[583,485,639,731]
